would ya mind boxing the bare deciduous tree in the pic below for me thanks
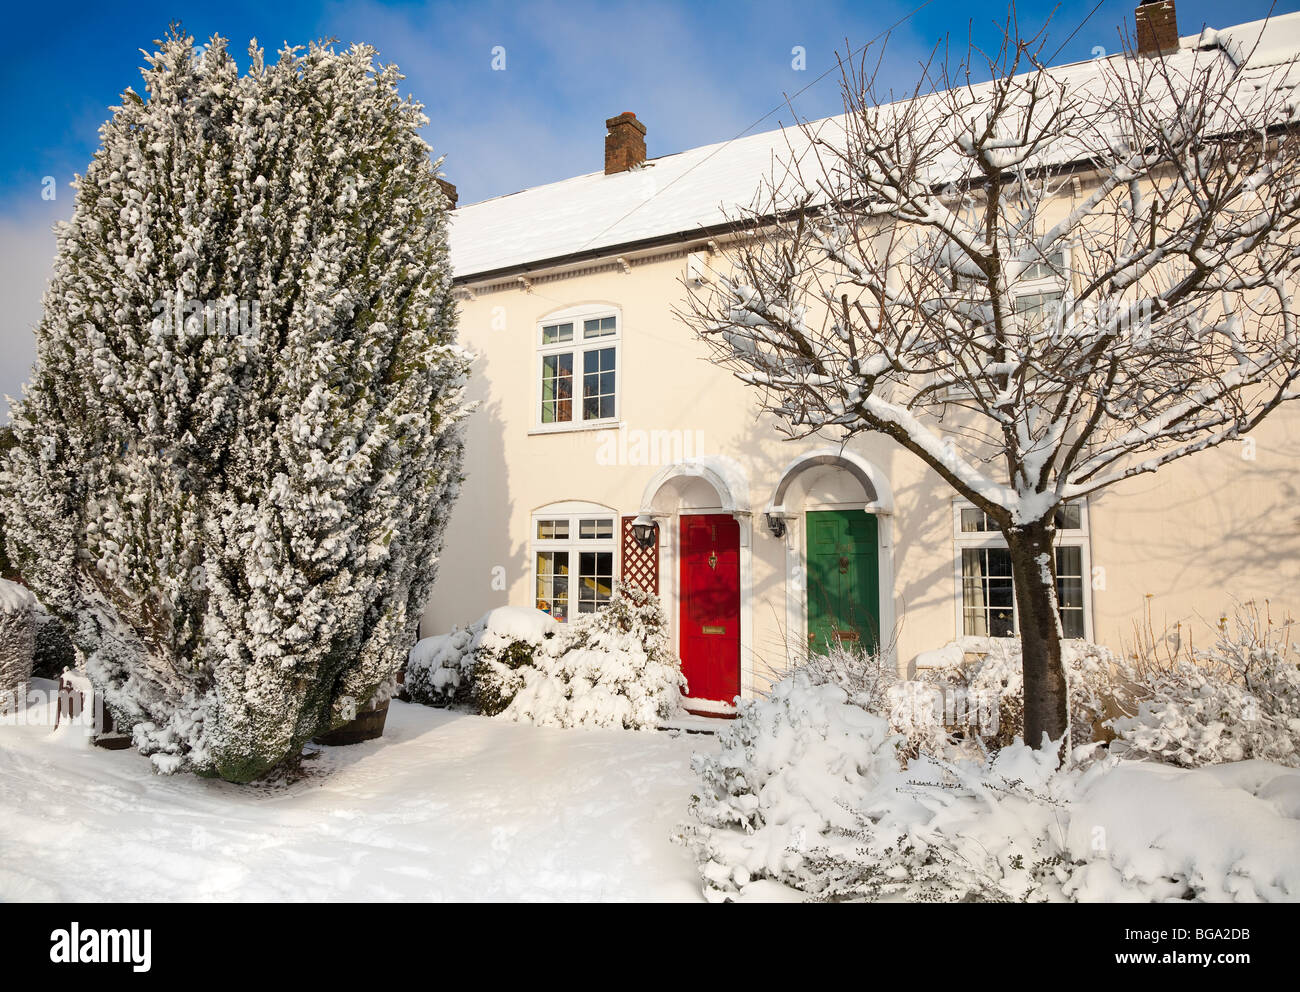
[680,17,1300,749]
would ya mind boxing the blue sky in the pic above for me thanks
[0,0,1294,413]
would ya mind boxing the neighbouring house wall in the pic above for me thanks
[423,245,1300,692]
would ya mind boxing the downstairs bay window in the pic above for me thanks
[531,502,618,621]
[953,499,1091,640]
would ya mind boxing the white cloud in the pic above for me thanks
[0,205,62,423]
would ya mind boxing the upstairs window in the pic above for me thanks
[1013,246,1069,333]
[953,499,1091,639]
[536,307,621,430]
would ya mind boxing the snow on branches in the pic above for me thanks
[683,31,1300,528]
[680,21,1300,749]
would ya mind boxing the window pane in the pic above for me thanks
[1054,502,1082,531]
[1055,545,1082,576]
[579,518,614,540]
[962,547,1015,637]
[542,322,573,344]
[577,551,614,613]
[536,551,569,622]
[582,347,616,421]
[541,353,573,423]
[960,507,996,532]
[536,519,570,541]
[1056,545,1085,638]
[1022,249,1065,281]
[583,316,616,339]
[1016,290,1064,321]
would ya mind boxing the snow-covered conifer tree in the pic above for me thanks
[0,29,469,781]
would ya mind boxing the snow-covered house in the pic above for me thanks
[423,3,1300,714]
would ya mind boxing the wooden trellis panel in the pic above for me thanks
[620,516,659,595]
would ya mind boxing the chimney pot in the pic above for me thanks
[604,112,647,175]
[1135,0,1179,58]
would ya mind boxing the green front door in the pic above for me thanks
[806,510,880,657]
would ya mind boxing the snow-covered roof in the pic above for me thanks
[448,12,1300,281]
[1200,13,1300,69]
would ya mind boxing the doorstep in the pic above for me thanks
[657,715,725,734]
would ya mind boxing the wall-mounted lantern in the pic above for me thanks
[631,514,658,550]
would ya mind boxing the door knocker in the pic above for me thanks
[708,550,718,571]
[838,556,850,574]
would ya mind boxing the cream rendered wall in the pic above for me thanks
[423,247,1300,693]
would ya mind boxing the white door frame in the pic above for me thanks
[637,458,753,704]
[764,449,896,672]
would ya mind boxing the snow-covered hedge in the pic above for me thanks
[788,638,1124,757]
[407,587,686,729]
[405,606,556,711]
[470,607,561,716]
[1111,612,1300,767]
[916,638,1125,749]
[32,610,76,681]
[0,579,37,702]
[502,586,686,729]
[677,673,902,899]
[776,643,953,758]
[405,626,476,707]
[677,670,1300,902]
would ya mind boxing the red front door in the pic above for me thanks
[679,513,741,707]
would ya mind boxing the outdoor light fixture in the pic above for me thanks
[631,515,658,549]
[765,512,787,538]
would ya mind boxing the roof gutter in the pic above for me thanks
[452,216,751,287]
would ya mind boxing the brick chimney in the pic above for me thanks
[605,112,647,175]
[1135,0,1179,58]
[436,178,458,208]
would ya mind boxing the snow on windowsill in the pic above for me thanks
[528,420,624,437]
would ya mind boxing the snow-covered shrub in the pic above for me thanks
[676,670,1088,902]
[798,744,1084,903]
[406,606,558,713]
[679,669,1300,903]
[1111,607,1300,767]
[469,607,559,717]
[0,579,37,704]
[921,638,1125,749]
[408,589,687,729]
[405,627,475,707]
[779,643,954,759]
[677,672,904,900]
[784,642,899,708]
[0,31,468,781]
[502,585,686,729]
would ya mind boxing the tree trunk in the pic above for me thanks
[1006,520,1069,750]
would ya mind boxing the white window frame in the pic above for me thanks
[940,243,1073,401]
[534,304,622,433]
[530,500,619,622]
[1012,243,1072,337]
[951,497,1093,641]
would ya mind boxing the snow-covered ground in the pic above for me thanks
[0,690,713,902]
